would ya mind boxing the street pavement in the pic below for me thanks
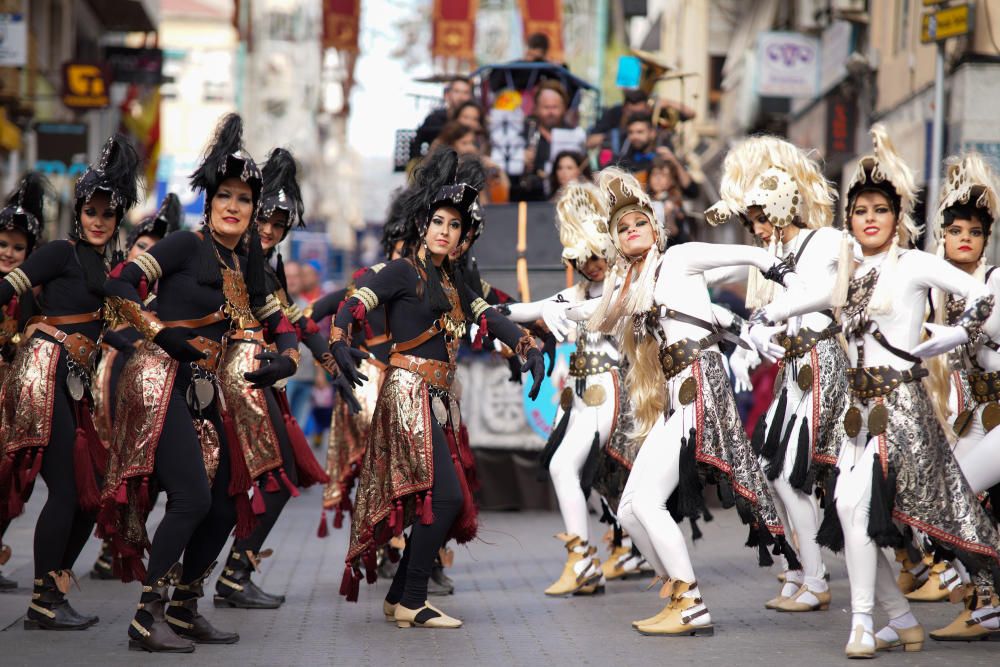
[0,481,997,666]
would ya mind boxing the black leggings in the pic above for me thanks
[144,371,235,586]
[231,387,299,555]
[386,421,463,609]
[34,360,96,578]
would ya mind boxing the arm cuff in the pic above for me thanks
[133,253,163,282]
[4,268,30,296]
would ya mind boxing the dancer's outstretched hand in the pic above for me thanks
[244,351,297,388]
[749,323,786,364]
[540,299,571,341]
[521,348,545,400]
[332,372,362,414]
[729,347,755,393]
[331,341,369,387]
[540,331,557,376]
[911,322,969,358]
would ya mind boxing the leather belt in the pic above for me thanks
[779,323,842,359]
[847,365,928,400]
[568,351,617,377]
[969,370,1000,404]
[161,310,230,330]
[32,322,97,371]
[659,336,717,382]
[365,333,392,347]
[389,353,454,390]
[26,310,101,327]
[187,336,224,373]
[228,328,267,344]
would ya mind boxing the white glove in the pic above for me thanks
[540,299,571,342]
[749,322,786,364]
[729,347,755,393]
[781,270,804,292]
[911,322,970,359]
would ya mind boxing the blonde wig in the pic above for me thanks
[555,181,612,270]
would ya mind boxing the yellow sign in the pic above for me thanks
[62,62,109,109]
[921,4,973,44]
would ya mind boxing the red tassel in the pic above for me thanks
[114,481,128,505]
[73,426,101,513]
[278,468,300,497]
[275,390,330,487]
[251,483,266,514]
[27,448,44,484]
[349,301,367,321]
[303,318,320,336]
[458,425,480,493]
[233,492,257,539]
[222,409,253,496]
[273,314,295,335]
[137,274,149,301]
[421,491,434,525]
[7,483,24,517]
[317,510,329,538]
[473,313,489,350]
[444,426,478,544]
[264,471,280,493]
[348,569,360,602]
[392,500,403,536]
[108,261,125,279]
[333,507,344,529]
[363,548,378,584]
[0,452,14,494]
[78,400,108,472]
[339,564,353,596]
[136,476,151,516]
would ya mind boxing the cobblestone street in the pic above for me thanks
[0,482,996,666]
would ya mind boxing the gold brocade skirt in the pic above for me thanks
[346,366,435,564]
[0,335,60,455]
[219,339,282,479]
[92,344,118,447]
[323,358,383,511]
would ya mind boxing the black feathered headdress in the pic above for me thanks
[258,148,304,239]
[189,113,262,218]
[73,134,140,222]
[407,147,483,243]
[127,192,182,248]
[0,172,49,251]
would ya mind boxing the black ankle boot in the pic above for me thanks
[128,566,195,653]
[167,563,239,644]
[90,541,116,580]
[428,555,454,597]
[24,570,99,630]
[213,549,283,609]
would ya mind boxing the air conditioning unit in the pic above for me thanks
[624,0,648,19]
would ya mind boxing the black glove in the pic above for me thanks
[332,373,362,414]
[243,351,297,389]
[540,331,557,377]
[153,326,206,363]
[506,354,522,384]
[331,341,369,387]
[103,329,133,351]
[521,348,545,400]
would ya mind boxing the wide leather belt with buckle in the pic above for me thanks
[969,370,1000,404]
[161,310,231,330]
[659,336,716,382]
[847,364,928,400]
[228,328,267,344]
[32,322,97,371]
[389,353,454,390]
[568,351,617,377]
[779,324,841,359]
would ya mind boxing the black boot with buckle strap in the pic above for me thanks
[90,540,116,580]
[24,570,98,630]
[213,548,284,609]
[166,563,239,644]
[128,564,194,653]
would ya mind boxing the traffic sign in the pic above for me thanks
[921,3,973,44]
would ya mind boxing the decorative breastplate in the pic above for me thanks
[842,269,878,340]
[569,328,617,378]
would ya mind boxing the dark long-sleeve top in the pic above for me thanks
[312,269,392,364]
[334,258,529,364]
[105,230,296,351]
[0,240,105,342]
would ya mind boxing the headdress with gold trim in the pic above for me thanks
[555,181,612,272]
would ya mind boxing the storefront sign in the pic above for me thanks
[921,3,973,43]
[104,46,163,85]
[0,12,26,66]
[62,62,110,109]
[34,122,89,175]
[826,91,857,166]
[756,31,819,98]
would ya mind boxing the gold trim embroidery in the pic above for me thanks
[106,296,164,340]
[253,293,282,321]
[5,268,30,295]
[471,298,490,319]
[356,287,378,311]
[283,302,303,323]
[133,253,163,282]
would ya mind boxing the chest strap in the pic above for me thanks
[866,325,922,364]
[391,318,445,354]
[654,305,750,350]
[26,309,102,327]
[161,310,229,330]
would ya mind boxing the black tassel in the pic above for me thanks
[750,414,767,455]
[766,414,797,481]
[788,416,811,492]
[537,404,571,479]
[676,428,705,519]
[816,467,844,552]
[716,475,736,509]
[735,495,756,526]
[689,516,703,540]
[702,505,714,522]
[756,525,774,566]
[776,535,802,571]
[613,521,623,548]
[579,431,601,497]
[868,454,904,548]
[761,388,787,459]
[987,482,1000,522]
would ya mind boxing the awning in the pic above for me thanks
[84,0,157,32]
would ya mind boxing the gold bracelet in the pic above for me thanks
[514,335,536,361]
[281,348,301,371]
[330,326,348,345]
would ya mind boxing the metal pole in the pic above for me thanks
[926,41,945,249]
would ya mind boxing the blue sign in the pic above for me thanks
[522,342,575,440]
[615,56,641,89]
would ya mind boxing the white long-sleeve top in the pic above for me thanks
[506,280,619,361]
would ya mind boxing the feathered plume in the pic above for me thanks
[189,113,258,198]
[260,147,305,226]
[381,187,416,258]
[0,172,49,248]
[157,192,183,235]
[555,181,611,267]
[74,134,141,213]
[934,152,1000,235]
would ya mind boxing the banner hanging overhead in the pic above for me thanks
[323,0,360,53]
[517,0,564,62]
[432,0,478,67]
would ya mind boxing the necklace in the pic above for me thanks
[212,241,256,328]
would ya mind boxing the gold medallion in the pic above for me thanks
[431,395,448,425]
[843,406,862,438]
[583,384,606,407]
[867,403,889,436]
[975,381,990,397]
[678,376,697,406]
[560,386,574,410]
[796,365,814,391]
[66,372,85,402]
[953,409,974,437]
[983,402,1000,433]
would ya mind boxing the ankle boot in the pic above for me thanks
[24,570,98,630]
[930,586,1000,641]
[635,579,714,636]
[544,533,602,597]
[213,549,283,609]
[428,553,454,596]
[128,565,195,653]
[90,540,116,580]
[905,559,958,602]
[895,548,928,594]
[0,543,16,589]
[167,564,239,644]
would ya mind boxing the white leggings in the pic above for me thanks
[952,411,1000,494]
[549,386,617,543]
[835,437,911,617]
[617,409,695,583]
[762,382,825,579]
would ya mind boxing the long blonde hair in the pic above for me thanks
[622,324,666,441]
